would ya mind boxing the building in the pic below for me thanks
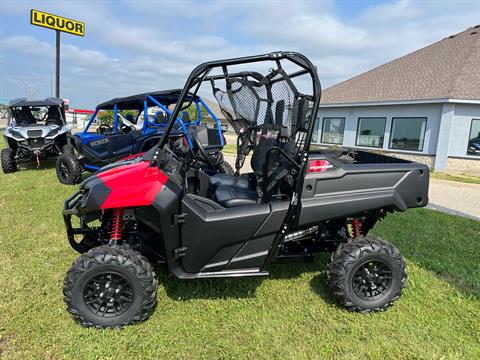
[312,25,480,174]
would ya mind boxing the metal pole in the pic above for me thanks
[55,30,60,98]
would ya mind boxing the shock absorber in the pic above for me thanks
[351,218,363,239]
[110,208,124,242]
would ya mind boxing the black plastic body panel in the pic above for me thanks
[298,151,429,226]
[180,195,289,273]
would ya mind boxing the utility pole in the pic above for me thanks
[56,30,60,98]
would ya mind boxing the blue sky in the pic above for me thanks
[0,0,479,108]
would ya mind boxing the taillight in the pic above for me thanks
[308,159,333,173]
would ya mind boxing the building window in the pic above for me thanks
[322,117,345,144]
[356,117,386,148]
[467,119,480,156]
[389,117,427,151]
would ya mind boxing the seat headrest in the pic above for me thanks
[181,111,191,123]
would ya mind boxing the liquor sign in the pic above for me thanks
[30,9,84,36]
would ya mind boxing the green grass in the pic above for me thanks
[0,164,479,359]
[221,143,237,155]
[430,171,480,185]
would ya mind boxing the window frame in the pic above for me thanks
[321,117,346,145]
[355,117,386,148]
[388,117,427,152]
[467,118,480,156]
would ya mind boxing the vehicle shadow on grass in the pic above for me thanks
[16,158,57,171]
[17,157,92,183]
[156,253,334,303]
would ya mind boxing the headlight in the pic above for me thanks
[9,129,24,140]
[46,129,59,138]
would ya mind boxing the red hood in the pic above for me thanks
[97,160,168,209]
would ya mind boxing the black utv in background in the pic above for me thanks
[1,98,70,173]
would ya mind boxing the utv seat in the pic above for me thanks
[209,136,293,208]
[209,173,257,207]
[213,184,258,208]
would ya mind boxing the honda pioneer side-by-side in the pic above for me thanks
[1,98,70,173]
[56,90,231,184]
[62,52,429,328]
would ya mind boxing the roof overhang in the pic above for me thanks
[317,98,480,108]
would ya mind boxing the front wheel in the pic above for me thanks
[1,148,17,173]
[63,245,158,328]
[56,153,82,184]
[327,236,407,312]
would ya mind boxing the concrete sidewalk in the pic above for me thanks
[224,155,479,220]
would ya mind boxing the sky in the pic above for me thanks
[0,0,479,108]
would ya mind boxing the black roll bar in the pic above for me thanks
[151,51,322,167]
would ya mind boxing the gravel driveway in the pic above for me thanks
[428,179,480,219]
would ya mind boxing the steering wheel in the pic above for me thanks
[98,124,113,134]
[188,128,217,170]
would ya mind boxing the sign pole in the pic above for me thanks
[30,9,84,99]
[55,30,60,98]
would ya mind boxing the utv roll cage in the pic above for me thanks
[151,51,321,267]
[83,89,224,148]
[8,97,66,126]
[155,52,320,153]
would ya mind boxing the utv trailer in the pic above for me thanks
[56,89,231,184]
[62,52,429,328]
[1,97,70,173]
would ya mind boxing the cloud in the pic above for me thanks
[1,0,478,106]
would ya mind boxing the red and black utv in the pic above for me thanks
[62,52,429,328]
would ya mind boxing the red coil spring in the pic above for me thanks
[351,219,362,239]
[110,208,124,241]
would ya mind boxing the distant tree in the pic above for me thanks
[97,110,138,127]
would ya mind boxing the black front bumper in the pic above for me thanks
[63,191,101,253]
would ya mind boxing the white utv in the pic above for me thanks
[1,98,71,173]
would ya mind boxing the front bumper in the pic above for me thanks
[63,191,101,253]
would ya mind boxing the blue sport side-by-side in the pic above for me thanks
[55,89,230,184]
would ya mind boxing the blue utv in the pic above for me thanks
[55,89,232,184]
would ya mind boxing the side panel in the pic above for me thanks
[78,133,110,160]
[180,194,273,273]
[108,133,134,158]
[298,155,429,225]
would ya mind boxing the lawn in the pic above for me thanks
[0,163,479,359]
[430,171,480,185]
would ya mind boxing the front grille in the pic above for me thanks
[28,138,44,148]
[27,130,43,138]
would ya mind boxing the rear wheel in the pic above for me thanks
[1,148,17,173]
[327,236,406,312]
[56,153,82,184]
[63,245,158,328]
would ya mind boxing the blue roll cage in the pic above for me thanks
[81,94,224,149]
